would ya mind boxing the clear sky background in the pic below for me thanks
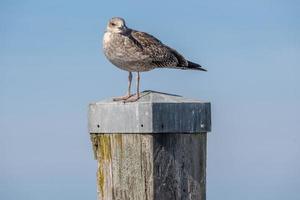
[1,0,299,199]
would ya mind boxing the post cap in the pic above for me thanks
[89,91,211,134]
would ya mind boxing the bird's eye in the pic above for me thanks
[111,22,116,26]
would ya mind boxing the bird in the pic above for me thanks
[103,17,206,102]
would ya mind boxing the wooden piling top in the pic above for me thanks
[89,90,211,134]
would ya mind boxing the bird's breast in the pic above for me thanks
[103,32,112,49]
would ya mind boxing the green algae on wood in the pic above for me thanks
[97,135,112,161]
[92,134,113,199]
[97,164,105,199]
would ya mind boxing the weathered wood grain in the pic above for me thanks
[91,133,206,200]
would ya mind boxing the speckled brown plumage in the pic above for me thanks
[102,17,206,102]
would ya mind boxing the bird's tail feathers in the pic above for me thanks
[186,61,207,71]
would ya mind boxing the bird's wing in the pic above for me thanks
[130,31,187,67]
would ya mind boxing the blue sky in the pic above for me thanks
[1,0,300,199]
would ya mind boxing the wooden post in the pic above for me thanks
[89,91,211,200]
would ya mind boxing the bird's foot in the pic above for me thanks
[113,94,134,101]
[123,94,140,103]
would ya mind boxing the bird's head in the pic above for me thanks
[106,17,128,34]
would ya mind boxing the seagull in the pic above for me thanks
[103,17,206,102]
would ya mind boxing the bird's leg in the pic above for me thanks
[113,72,133,101]
[127,71,133,96]
[125,72,140,102]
